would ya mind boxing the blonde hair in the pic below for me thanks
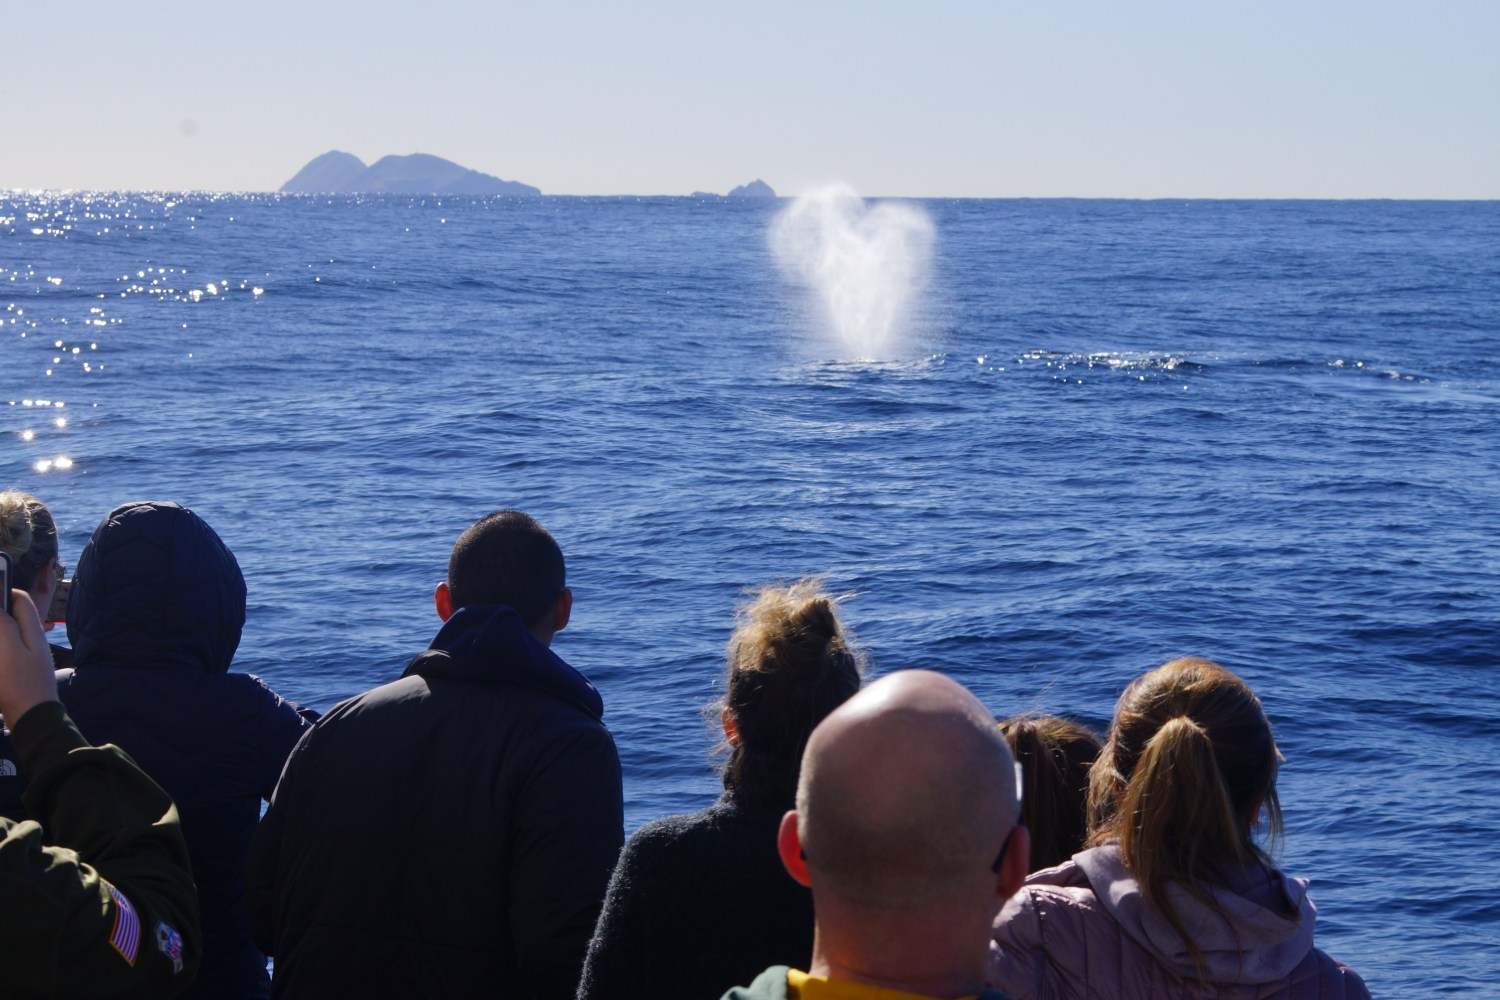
[1088,657,1287,982]
[716,578,864,807]
[1000,715,1101,872]
[0,490,58,592]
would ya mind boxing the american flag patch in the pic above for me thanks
[103,880,140,966]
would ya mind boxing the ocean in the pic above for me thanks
[3,192,1497,994]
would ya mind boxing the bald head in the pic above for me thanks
[794,670,1021,906]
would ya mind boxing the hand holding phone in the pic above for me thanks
[0,588,59,727]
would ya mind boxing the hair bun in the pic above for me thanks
[0,492,37,557]
[718,577,866,805]
[0,491,58,591]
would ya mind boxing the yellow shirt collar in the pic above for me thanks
[786,967,981,1000]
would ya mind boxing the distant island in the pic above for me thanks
[281,151,540,196]
[691,179,777,199]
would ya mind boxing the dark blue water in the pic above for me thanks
[4,194,1498,994]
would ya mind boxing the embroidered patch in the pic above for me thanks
[154,921,186,975]
[0,758,18,776]
[103,881,140,966]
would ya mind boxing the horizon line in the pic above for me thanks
[4,187,1498,203]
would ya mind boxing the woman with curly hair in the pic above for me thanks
[578,579,865,1000]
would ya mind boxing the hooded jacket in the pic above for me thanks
[989,843,1370,1000]
[247,603,624,1000]
[55,501,313,1000]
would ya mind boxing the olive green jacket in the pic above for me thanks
[0,701,201,997]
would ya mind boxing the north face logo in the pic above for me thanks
[0,759,17,777]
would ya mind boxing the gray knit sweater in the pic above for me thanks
[576,794,813,1000]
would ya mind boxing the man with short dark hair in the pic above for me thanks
[248,511,623,999]
[442,510,568,623]
[723,670,1027,1000]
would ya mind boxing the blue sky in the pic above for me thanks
[8,1,1497,197]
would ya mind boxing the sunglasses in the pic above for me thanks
[991,760,1025,873]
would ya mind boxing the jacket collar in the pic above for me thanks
[401,604,604,719]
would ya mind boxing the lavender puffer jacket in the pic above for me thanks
[989,844,1370,1000]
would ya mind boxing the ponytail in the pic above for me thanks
[1089,658,1288,985]
[1119,716,1252,981]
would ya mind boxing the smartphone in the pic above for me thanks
[46,579,71,625]
[0,552,11,616]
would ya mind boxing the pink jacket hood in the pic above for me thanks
[989,843,1370,1000]
[1073,844,1314,983]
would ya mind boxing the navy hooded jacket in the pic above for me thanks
[57,501,312,1000]
[246,603,624,1000]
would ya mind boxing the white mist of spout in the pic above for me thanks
[770,184,935,359]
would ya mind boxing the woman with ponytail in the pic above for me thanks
[577,579,865,1000]
[990,657,1369,999]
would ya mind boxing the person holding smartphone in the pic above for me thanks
[0,491,72,822]
[0,586,201,996]
[0,490,72,668]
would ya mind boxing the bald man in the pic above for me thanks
[721,670,1028,1000]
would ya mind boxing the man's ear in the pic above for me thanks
[778,810,811,887]
[551,587,572,634]
[996,825,1031,899]
[434,582,454,622]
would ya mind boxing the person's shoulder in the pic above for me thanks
[237,673,313,711]
[518,688,620,754]
[1332,959,1372,1000]
[622,803,725,855]
[995,870,1106,945]
[613,799,785,902]
[1000,852,1099,914]
[1297,948,1372,1000]
[1013,879,1104,916]
[322,673,429,717]
[1024,852,1093,889]
[272,679,409,755]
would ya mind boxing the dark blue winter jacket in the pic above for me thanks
[57,501,312,1000]
[247,603,624,1000]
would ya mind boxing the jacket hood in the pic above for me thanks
[67,501,246,674]
[1074,843,1316,985]
[403,604,604,719]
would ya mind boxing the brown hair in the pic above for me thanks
[0,490,59,592]
[1088,657,1287,982]
[1000,715,1101,872]
[716,578,864,808]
